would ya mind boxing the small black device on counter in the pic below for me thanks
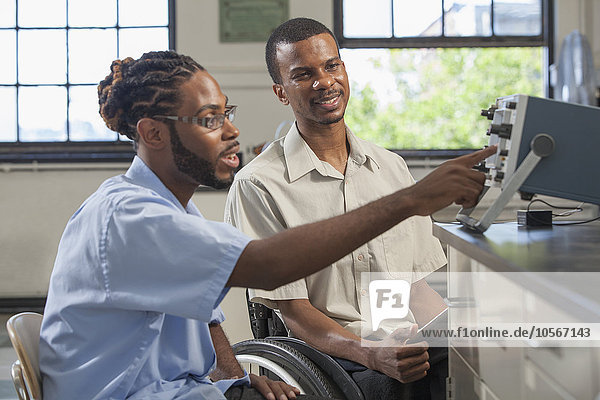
[517,209,552,226]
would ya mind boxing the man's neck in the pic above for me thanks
[168,183,195,209]
[138,151,195,208]
[296,120,349,175]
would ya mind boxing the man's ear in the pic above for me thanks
[137,118,168,149]
[273,84,289,105]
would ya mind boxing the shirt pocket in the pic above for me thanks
[381,218,415,274]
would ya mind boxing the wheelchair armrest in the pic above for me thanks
[246,291,287,339]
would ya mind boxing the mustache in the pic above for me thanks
[218,141,240,157]
[313,90,343,103]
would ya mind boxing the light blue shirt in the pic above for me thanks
[40,156,252,400]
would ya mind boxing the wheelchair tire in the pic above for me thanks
[233,338,340,398]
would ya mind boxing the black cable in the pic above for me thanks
[432,200,596,226]
[526,198,583,216]
[432,217,515,224]
[526,198,599,226]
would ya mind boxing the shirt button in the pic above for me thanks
[357,254,364,261]
[360,289,367,296]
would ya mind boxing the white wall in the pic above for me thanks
[176,0,333,156]
[555,0,600,70]
[0,0,598,345]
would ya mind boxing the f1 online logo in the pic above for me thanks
[369,280,411,331]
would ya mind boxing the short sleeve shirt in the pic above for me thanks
[40,156,252,400]
[224,124,446,338]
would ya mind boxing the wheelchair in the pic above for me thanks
[233,292,365,400]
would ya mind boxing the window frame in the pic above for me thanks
[0,0,176,163]
[333,0,555,153]
[334,0,553,49]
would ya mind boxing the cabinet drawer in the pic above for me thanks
[448,346,483,400]
[447,248,525,399]
[449,347,505,400]
[525,293,595,399]
[523,358,576,400]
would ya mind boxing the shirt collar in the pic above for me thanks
[124,156,202,216]
[345,126,381,172]
[283,122,380,182]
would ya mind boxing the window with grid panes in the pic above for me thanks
[333,0,552,150]
[0,0,174,161]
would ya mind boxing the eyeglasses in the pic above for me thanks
[153,105,237,131]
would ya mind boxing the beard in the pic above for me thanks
[312,90,346,125]
[317,114,344,125]
[169,124,234,190]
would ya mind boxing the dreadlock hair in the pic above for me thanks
[98,50,205,142]
[265,17,340,84]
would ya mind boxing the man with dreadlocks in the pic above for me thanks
[39,50,494,400]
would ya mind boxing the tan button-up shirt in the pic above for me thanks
[224,124,446,337]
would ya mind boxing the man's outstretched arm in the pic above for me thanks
[229,146,497,291]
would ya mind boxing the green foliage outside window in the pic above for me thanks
[344,47,544,149]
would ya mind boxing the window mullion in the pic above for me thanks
[15,3,20,142]
[390,0,394,38]
[441,0,445,37]
[66,0,70,141]
[168,0,176,49]
[116,0,120,58]
[491,0,495,37]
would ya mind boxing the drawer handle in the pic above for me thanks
[525,341,563,357]
[445,297,477,308]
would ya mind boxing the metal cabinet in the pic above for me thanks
[435,222,600,400]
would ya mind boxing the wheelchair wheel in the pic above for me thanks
[233,338,341,398]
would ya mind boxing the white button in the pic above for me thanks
[360,289,367,296]
[357,254,364,261]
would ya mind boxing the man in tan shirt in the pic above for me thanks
[226,18,457,400]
